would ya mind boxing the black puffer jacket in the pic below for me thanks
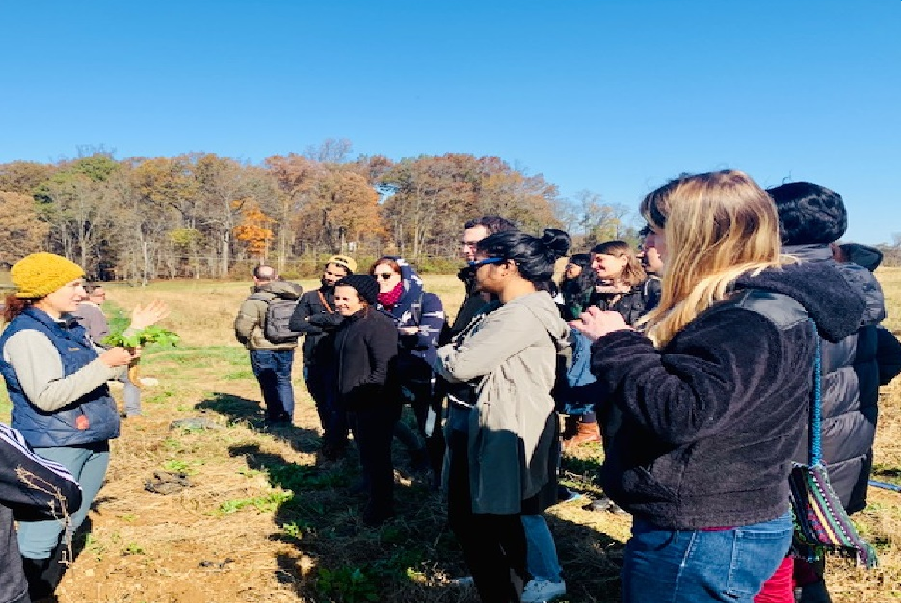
[590,262,865,529]
[785,244,896,513]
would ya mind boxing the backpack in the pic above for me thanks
[250,293,300,344]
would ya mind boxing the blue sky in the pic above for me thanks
[1,1,898,244]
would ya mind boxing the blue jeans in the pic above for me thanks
[250,349,295,422]
[18,443,110,559]
[622,511,793,603]
[123,374,141,417]
[522,514,563,583]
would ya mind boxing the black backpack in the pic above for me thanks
[250,294,300,344]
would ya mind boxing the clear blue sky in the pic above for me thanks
[1,1,898,244]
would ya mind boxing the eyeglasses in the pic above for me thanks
[467,257,505,269]
[374,272,395,280]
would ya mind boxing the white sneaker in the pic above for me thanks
[521,578,567,603]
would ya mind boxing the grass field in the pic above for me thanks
[0,268,898,603]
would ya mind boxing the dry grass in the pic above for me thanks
[0,269,899,602]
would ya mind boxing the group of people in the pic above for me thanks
[0,169,898,603]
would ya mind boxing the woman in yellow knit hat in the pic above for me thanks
[0,252,168,600]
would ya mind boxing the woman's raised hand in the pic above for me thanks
[130,300,170,331]
[570,306,630,342]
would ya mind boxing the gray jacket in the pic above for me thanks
[234,281,301,351]
[436,291,570,514]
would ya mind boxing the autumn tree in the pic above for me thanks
[234,204,275,262]
[0,192,49,267]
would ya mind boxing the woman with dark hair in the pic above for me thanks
[0,252,168,600]
[560,253,595,320]
[571,170,865,603]
[369,256,446,484]
[435,229,571,603]
[331,274,399,526]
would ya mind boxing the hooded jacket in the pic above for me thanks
[234,281,301,351]
[436,291,570,514]
[589,262,866,529]
[784,244,896,513]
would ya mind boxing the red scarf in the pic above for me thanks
[378,282,404,311]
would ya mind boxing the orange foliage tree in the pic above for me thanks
[234,203,275,262]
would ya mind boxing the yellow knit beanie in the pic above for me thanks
[11,252,85,299]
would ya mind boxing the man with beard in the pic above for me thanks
[289,255,358,459]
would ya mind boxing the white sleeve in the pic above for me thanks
[2,330,120,412]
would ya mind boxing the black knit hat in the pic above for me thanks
[336,274,380,306]
[766,182,847,246]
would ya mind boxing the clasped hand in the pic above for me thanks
[569,306,631,342]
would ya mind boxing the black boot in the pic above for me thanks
[21,538,67,602]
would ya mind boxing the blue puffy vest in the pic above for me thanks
[0,307,120,447]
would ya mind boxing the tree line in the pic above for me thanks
[0,141,642,282]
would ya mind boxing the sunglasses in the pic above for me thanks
[374,272,396,280]
[467,257,505,269]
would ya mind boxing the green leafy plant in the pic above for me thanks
[102,324,180,349]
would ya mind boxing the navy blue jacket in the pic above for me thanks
[0,307,120,448]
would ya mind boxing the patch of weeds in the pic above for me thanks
[162,459,200,474]
[371,546,427,581]
[145,389,176,405]
[120,513,137,522]
[281,521,310,539]
[267,464,349,492]
[316,566,379,603]
[162,438,183,451]
[83,533,106,561]
[218,490,293,515]
[238,468,265,478]
[123,542,146,555]
[223,370,254,380]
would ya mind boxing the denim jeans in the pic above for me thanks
[123,374,141,417]
[622,511,793,603]
[522,513,563,583]
[250,349,295,422]
[18,443,111,559]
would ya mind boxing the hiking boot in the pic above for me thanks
[562,421,601,449]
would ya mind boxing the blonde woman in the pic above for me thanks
[571,171,865,603]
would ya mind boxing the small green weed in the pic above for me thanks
[217,490,293,515]
[316,566,379,602]
[123,542,146,555]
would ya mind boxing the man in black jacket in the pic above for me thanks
[768,181,900,602]
[289,255,357,458]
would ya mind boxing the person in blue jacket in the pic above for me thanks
[0,252,167,600]
[370,256,447,484]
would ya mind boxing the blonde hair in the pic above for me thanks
[591,240,647,287]
[639,170,788,347]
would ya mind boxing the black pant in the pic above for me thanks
[350,405,401,516]
[447,430,526,603]
[408,379,446,482]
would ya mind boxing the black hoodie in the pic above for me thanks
[590,262,865,529]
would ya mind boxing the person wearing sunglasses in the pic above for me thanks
[369,257,447,487]
[434,229,571,603]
